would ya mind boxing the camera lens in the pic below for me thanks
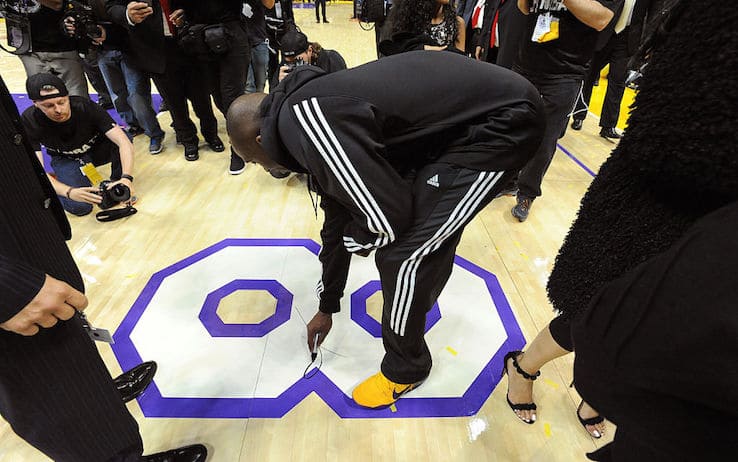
[109,184,131,202]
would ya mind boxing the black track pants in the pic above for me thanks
[376,163,512,384]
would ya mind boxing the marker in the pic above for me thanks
[311,333,320,361]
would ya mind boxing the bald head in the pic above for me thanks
[227,93,285,171]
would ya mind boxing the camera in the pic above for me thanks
[285,57,306,73]
[65,0,102,40]
[96,180,131,209]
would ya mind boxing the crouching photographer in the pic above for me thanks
[20,73,137,220]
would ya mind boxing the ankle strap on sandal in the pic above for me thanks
[511,352,540,381]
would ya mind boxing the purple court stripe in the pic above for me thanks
[557,142,597,178]
[112,239,526,419]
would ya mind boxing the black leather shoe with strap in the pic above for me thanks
[142,444,207,462]
[502,350,540,424]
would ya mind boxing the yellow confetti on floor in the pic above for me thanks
[390,404,397,413]
[544,423,552,438]
[445,346,458,356]
[543,378,560,389]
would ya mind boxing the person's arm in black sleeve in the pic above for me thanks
[289,96,413,256]
[326,50,347,73]
[316,194,352,314]
[0,255,46,324]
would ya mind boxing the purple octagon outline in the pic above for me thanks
[351,280,441,337]
[111,238,525,419]
[199,279,293,337]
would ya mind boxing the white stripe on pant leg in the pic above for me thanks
[309,98,396,248]
[390,171,496,332]
[293,102,390,249]
[391,171,503,335]
[293,99,394,250]
[389,172,497,332]
[397,171,502,335]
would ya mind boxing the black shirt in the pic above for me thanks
[29,5,77,52]
[516,0,621,79]
[245,0,267,45]
[173,0,244,24]
[315,49,347,74]
[21,96,116,157]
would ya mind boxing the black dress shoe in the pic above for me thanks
[205,136,225,152]
[599,127,622,140]
[184,144,199,161]
[113,361,157,403]
[142,444,207,462]
[571,119,583,131]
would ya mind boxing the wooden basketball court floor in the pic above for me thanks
[0,5,635,461]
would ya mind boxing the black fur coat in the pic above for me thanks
[547,0,738,318]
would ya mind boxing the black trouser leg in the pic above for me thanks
[377,164,511,383]
[600,34,629,129]
[548,315,574,352]
[82,48,112,103]
[184,63,218,140]
[516,75,582,199]
[154,40,199,145]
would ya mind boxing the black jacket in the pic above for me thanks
[260,51,544,311]
[106,0,167,74]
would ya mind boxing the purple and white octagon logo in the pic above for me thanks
[112,238,524,418]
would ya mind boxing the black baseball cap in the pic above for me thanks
[26,73,69,101]
[281,30,309,57]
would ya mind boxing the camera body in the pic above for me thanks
[285,57,306,73]
[96,180,131,209]
[65,0,102,40]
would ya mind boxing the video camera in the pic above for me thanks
[64,0,102,40]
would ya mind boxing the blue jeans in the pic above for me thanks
[51,142,121,216]
[246,41,270,93]
[98,49,165,140]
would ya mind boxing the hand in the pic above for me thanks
[68,186,102,205]
[0,275,87,336]
[307,311,332,352]
[63,16,76,37]
[127,1,154,24]
[92,25,107,45]
[107,178,135,201]
[278,65,291,82]
[169,9,186,28]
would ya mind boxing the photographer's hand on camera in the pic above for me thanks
[126,1,154,24]
[107,176,135,201]
[66,185,103,205]
[63,17,107,45]
[278,64,292,82]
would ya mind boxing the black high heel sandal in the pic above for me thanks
[576,400,605,439]
[501,350,540,424]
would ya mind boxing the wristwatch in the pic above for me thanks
[121,174,134,182]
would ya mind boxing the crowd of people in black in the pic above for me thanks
[2,1,735,462]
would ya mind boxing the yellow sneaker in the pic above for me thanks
[352,372,423,409]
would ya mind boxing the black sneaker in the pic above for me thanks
[97,97,114,110]
[229,152,246,175]
[124,125,145,138]
[149,135,165,155]
[269,168,291,179]
[184,143,199,161]
[599,127,622,140]
[495,187,518,199]
[571,119,583,131]
[206,135,225,152]
[511,195,533,222]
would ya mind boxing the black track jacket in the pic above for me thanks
[259,51,545,312]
